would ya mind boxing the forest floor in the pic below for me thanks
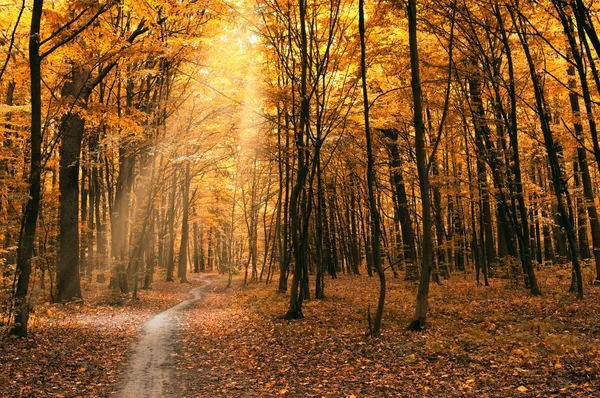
[0,275,206,397]
[1,267,600,397]
[120,277,214,398]
[164,269,600,397]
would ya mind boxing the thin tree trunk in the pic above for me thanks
[166,168,178,282]
[408,0,434,330]
[10,0,43,337]
[359,0,385,337]
[495,6,540,294]
[193,221,200,273]
[178,162,191,283]
[284,0,310,320]
[381,128,418,280]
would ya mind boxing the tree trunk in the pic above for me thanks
[359,0,385,337]
[408,0,433,330]
[193,221,200,273]
[381,128,418,280]
[166,168,178,282]
[178,163,191,283]
[512,7,583,298]
[284,0,310,320]
[563,52,600,282]
[495,6,540,294]
[468,71,496,275]
[143,213,155,289]
[10,0,43,337]
[57,68,90,303]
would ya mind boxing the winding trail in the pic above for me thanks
[120,278,212,398]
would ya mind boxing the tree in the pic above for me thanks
[10,0,43,337]
[407,0,434,330]
[359,0,385,337]
[509,1,583,299]
[56,14,148,302]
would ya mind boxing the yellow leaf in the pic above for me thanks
[517,386,528,392]
[513,348,525,356]
[279,388,288,395]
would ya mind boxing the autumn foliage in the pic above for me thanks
[2,0,600,396]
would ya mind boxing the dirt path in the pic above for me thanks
[119,277,212,398]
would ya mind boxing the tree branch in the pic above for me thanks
[0,0,25,82]
[40,3,113,60]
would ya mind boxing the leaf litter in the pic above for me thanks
[166,271,600,397]
[1,270,599,397]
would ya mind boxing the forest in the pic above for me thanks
[1,0,600,396]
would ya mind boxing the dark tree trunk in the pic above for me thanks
[359,0,385,337]
[381,128,418,280]
[166,168,178,282]
[315,155,325,299]
[349,186,361,275]
[193,221,200,273]
[574,160,591,260]
[408,0,433,330]
[328,181,338,278]
[278,112,291,292]
[199,225,205,272]
[11,0,43,337]
[432,160,445,282]
[284,0,310,320]
[468,71,496,274]
[143,213,155,289]
[86,147,96,279]
[57,68,90,303]
[178,163,191,283]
